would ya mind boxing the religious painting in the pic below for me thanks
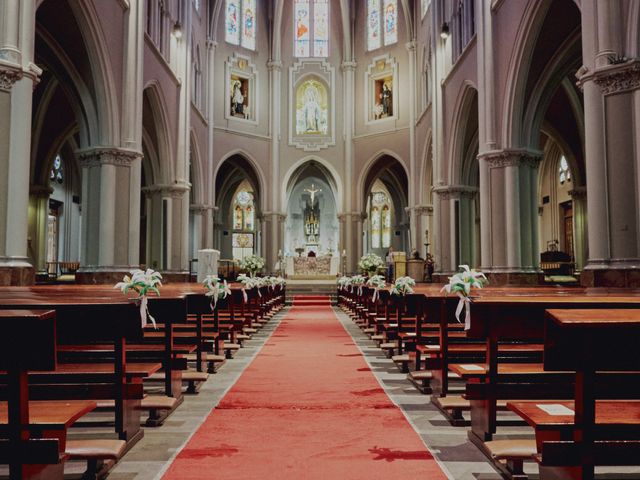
[229,74,250,119]
[294,0,310,57]
[295,78,328,135]
[373,76,393,119]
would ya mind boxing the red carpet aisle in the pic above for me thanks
[162,299,449,480]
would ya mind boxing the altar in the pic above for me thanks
[285,255,340,278]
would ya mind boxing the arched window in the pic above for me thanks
[559,156,571,185]
[225,0,256,50]
[294,0,329,58]
[367,0,397,51]
[232,184,255,261]
[370,189,392,249]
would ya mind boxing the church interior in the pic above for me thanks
[1,0,640,479]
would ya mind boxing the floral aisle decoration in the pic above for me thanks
[203,275,232,310]
[237,273,259,303]
[240,255,266,277]
[367,274,386,302]
[390,276,416,296]
[114,268,162,328]
[358,253,385,276]
[338,276,352,291]
[441,265,488,330]
[350,274,366,296]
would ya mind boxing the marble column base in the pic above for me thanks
[580,268,640,288]
[0,265,35,285]
[76,270,191,285]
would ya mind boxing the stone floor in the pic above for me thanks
[25,305,638,479]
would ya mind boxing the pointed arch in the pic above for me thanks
[142,82,175,185]
[215,149,267,209]
[447,82,478,184]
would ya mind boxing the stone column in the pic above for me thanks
[76,148,143,283]
[262,212,285,272]
[341,60,356,268]
[267,60,283,265]
[578,0,640,286]
[406,41,419,251]
[569,187,587,272]
[476,150,543,284]
[205,40,217,250]
[0,0,40,284]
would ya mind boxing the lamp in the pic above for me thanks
[440,22,450,39]
[172,21,183,39]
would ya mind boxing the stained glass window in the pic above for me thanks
[368,0,397,50]
[421,0,429,19]
[382,205,391,248]
[232,186,256,261]
[226,0,256,50]
[50,155,64,185]
[371,207,381,249]
[313,0,329,57]
[559,156,571,185]
[225,0,240,45]
[241,0,256,50]
[294,0,311,57]
[295,0,329,58]
[367,0,381,51]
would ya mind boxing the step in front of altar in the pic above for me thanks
[288,274,336,280]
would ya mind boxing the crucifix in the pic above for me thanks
[304,183,322,205]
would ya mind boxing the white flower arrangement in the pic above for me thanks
[203,275,232,310]
[358,253,385,275]
[114,268,162,328]
[367,274,386,301]
[441,265,488,330]
[337,276,351,291]
[239,255,266,276]
[350,274,366,295]
[390,276,416,296]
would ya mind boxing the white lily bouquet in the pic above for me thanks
[338,276,352,292]
[114,268,162,328]
[237,273,259,303]
[390,276,416,296]
[203,275,232,310]
[441,265,487,330]
[350,274,366,296]
[273,276,286,290]
[240,255,266,276]
[358,253,385,276]
[367,274,386,302]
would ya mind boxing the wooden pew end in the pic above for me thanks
[484,439,536,480]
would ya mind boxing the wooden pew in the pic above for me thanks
[535,309,640,480]
[0,309,96,480]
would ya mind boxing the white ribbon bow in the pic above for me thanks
[454,292,472,330]
[139,296,157,329]
[241,288,248,303]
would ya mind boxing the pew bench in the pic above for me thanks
[65,438,126,480]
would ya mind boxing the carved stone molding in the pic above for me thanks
[432,185,478,200]
[267,60,283,72]
[143,183,190,198]
[340,61,357,72]
[593,61,640,95]
[262,211,287,222]
[190,204,215,214]
[337,212,367,221]
[77,147,142,168]
[29,184,54,198]
[478,149,543,168]
[0,66,22,92]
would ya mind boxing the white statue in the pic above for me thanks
[303,85,321,132]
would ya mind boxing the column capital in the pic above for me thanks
[190,203,216,213]
[0,63,23,92]
[206,39,218,50]
[593,60,640,95]
[405,41,417,52]
[262,211,287,221]
[406,204,434,215]
[267,60,283,72]
[341,61,357,72]
[478,149,543,168]
[29,184,54,198]
[569,186,587,200]
[77,147,142,167]
[337,211,367,221]
[142,183,190,198]
[432,185,477,200]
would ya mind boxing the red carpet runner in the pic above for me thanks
[162,301,449,480]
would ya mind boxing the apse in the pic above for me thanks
[284,162,339,257]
